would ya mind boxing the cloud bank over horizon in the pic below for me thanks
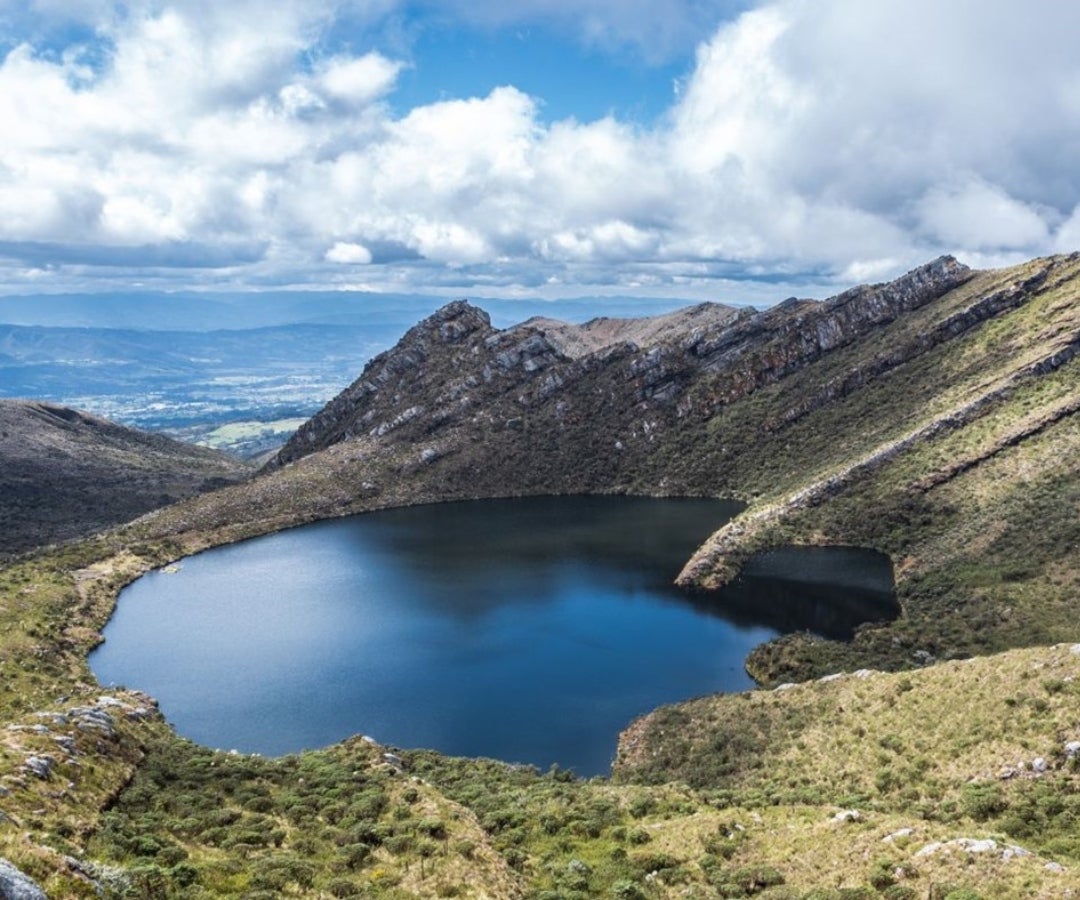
[1,0,1079,303]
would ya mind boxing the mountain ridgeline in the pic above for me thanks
[265,255,974,497]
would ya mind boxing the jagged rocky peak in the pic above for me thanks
[516,302,743,359]
[408,298,493,343]
[268,256,981,475]
[823,255,971,314]
[268,298,559,467]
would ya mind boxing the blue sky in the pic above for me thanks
[389,22,687,125]
[0,0,1079,306]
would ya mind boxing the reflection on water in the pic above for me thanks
[91,496,896,776]
[703,545,898,640]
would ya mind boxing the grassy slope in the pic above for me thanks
[3,256,1080,896]
[660,255,1080,682]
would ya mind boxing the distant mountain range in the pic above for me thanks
[0,288,706,331]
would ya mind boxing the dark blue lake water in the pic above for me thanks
[90,496,897,776]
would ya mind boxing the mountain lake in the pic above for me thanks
[90,496,898,776]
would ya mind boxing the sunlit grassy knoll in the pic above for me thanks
[197,418,310,445]
[0,542,181,896]
[616,644,1080,894]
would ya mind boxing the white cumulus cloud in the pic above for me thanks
[1,0,1079,299]
[325,241,373,265]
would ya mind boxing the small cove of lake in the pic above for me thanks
[90,496,898,776]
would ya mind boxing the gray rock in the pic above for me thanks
[915,837,1030,861]
[0,858,48,900]
[1032,757,1048,773]
[955,838,998,854]
[22,756,54,780]
[67,706,116,737]
[1065,741,1080,759]
[53,735,77,757]
[124,706,154,722]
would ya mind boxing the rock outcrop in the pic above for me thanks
[0,859,47,900]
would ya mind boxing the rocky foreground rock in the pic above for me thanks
[0,859,47,900]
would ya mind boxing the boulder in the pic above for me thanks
[0,859,47,900]
[21,756,54,780]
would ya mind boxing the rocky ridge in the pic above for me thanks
[266,256,974,500]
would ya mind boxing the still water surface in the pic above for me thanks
[91,496,897,775]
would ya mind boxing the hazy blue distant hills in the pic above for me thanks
[0,322,401,378]
[0,323,395,454]
[0,290,714,456]
[0,290,444,331]
[0,289,705,332]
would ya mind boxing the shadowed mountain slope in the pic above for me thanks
[0,400,250,557]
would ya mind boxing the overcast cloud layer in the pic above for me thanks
[2,0,1079,301]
